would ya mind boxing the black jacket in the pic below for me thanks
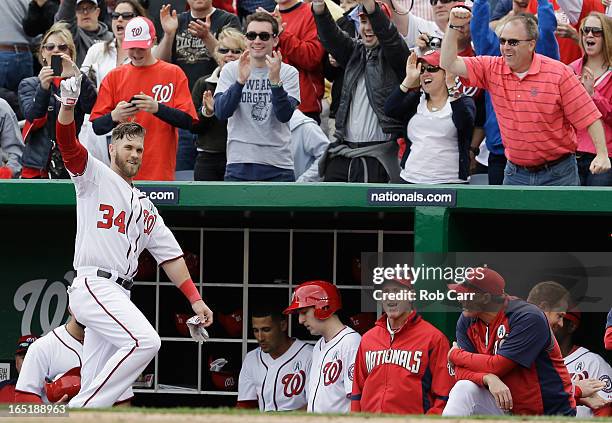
[313,3,409,142]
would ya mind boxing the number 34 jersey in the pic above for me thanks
[71,152,182,277]
[238,339,313,411]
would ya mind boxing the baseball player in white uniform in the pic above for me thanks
[554,310,612,417]
[284,281,361,413]
[52,61,213,408]
[238,308,313,411]
[15,318,132,404]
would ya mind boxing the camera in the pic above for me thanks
[427,36,443,49]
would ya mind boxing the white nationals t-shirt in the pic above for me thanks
[307,326,361,413]
[565,346,612,417]
[238,339,313,411]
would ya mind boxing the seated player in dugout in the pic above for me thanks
[283,281,361,413]
[0,335,38,404]
[528,281,612,416]
[236,306,313,411]
[351,277,454,414]
[443,268,577,416]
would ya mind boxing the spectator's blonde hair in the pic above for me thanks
[38,22,77,65]
[214,27,247,64]
[527,281,570,311]
[578,12,612,67]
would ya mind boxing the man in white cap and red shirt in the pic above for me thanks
[443,267,576,416]
[90,15,198,180]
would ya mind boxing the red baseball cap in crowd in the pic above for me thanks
[359,1,392,19]
[16,334,38,355]
[448,267,506,296]
[122,16,156,50]
[419,50,442,67]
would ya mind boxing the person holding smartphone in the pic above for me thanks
[18,22,97,178]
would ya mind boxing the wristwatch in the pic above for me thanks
[270,80,283,88]
[447,85,462,99]
[449,24,465,31]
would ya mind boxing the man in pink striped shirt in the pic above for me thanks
[440,8,610,185]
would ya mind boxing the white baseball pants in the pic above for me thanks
[443,380,506,416]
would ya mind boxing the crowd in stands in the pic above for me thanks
[0,0,610,185]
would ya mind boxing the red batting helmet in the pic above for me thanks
[44,367,81,403]
[284,281,342,320]
[218,309,242,338]
[209,358,237,391]
[16,334,38,355]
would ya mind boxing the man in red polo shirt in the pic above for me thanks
[440,8,610,185]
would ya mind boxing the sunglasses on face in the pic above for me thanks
[429,0,455,6]
[218,47,244,54]
[245,31,276,41]
[43,43,70,52]
[581,26,603,37]
[499,37,532,46]
[420,64,441,74]
[111,12,136,20]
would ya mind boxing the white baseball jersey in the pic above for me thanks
[72,155,182,277]
[307,326,361,413]
[15,325,133,403]
[565,346,612,417]
[238,339,313,411]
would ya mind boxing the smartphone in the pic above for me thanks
[128,95,139,106]
[51,55,63,77]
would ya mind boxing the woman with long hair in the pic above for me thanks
[79,0,147,165]
[570,13,612,186]
[18,23,97,179]
[384,50,475,184]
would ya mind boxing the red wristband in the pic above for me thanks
[179,278,202,304]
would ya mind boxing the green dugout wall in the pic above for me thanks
[1,181,611,366]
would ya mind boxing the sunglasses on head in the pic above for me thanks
[499,37,532,46]
[111,12,136,20]
[43,43,70,52]
[429,0,455,6]
[420,64,441,74]
[581,26,603,36]
[245,31,276,41]
[218,47,244,54]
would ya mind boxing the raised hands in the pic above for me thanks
[237,51,252,85]
[256,6,286,35]
[160,4,178,36]
[189,14,212,41]
[580,66,595,96]
[449,7,472,28]
[202,90,214,116]
[266,50,283,85]
[402,51,422,89]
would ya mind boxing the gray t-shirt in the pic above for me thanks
[345,75,391,143]
[0,0,30,45]
[215,60,300,169]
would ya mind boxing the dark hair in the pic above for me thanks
[527,281,570,311]
[245,12,279,36]
[105,0,148,54]
[251,305,286,323]
[111,122,146,144]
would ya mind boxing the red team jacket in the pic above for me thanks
[351,311,454,414]
[452,297,576,416]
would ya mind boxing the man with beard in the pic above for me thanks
[237,306,312,411]
[90,16,197,180]
[350,278,454,414]
[52,63,213,407]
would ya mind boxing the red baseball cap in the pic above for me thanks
[448,268,505,296]
[16,334,38,355]
[359,1,392,19]
[564,308,581,326]
[122,17,156,50]
[419,50,441,67]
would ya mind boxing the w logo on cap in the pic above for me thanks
[123,16,156,50]
[132,26,143,37]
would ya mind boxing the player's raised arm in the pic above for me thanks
[56,54,88,175]
[161,258,213,327]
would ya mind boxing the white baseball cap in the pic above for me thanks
[76,0,98,5]
[122,16,156,50]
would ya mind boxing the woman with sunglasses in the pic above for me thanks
[79,0,146,165]
[191,27,246,181]
[384,50,475,184]
[570,13,612,186]
[17,23,97,179]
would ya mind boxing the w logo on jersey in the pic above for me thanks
[323,360,342,386]
[281,370,306,397]
[152,83,174,103]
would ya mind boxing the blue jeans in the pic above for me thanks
[576,153,612,186]
[0,51,33,92]
[175,128,197,171]
[503,154,580,186]
[224,163,295,181]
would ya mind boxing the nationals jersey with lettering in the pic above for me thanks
[238,339,313,411]
[62,122,183,277]
[565,346,612,417]
[308,326,361,413]
[351,312,454,414]
[90,60,197,180]
[456,297,575,415]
